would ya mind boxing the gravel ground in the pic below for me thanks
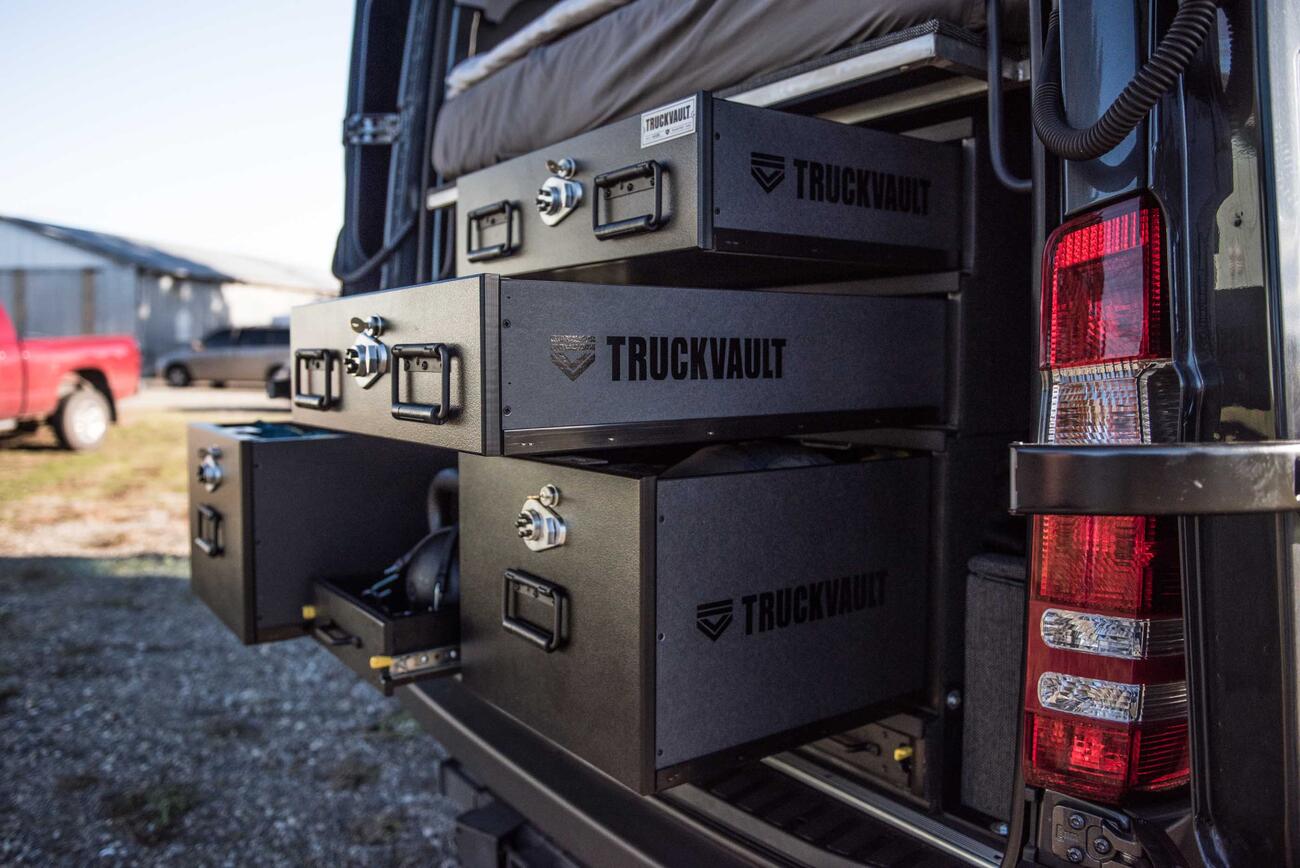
[0,556,460,867]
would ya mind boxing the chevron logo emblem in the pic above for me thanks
[750,152,786,193]
[695,598,734,642]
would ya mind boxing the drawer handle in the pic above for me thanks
[312,623,360,648]
[502,568,567,652]
[390,343,453,424]
[194,504,223,557]
[466,200,517,262]
[293,348,338,410]
[593,160,663,240]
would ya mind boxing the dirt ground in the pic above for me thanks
[0,386,461,866]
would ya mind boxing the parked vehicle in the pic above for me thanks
[0,303,139,450]
[187,1,1296,866]
[155,326,289,389]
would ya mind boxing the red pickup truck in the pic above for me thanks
[0,303,140,450]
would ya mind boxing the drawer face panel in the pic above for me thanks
[291,276,494,454]
[498,282,945,445]
[454,93,961,287]
[292,277,946,455]
[654,459,929,769]
[459,454,651,791]
[459,452,929,793]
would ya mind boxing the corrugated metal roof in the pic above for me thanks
[0,215,337,293]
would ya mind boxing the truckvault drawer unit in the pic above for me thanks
[290,275,946,455]
[187,421,453,644]
[454,92,962,287]
[458,451,930,793]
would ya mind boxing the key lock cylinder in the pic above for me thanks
[516,484,567,552]
[535,157,583,227]
[196,446,223,492]
[344,315,389,388]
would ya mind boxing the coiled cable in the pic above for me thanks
[1032,0,1217,161]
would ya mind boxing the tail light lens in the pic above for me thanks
[1023,195,1189,805]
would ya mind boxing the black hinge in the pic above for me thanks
[343,112,402,146]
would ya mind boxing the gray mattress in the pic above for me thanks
[433,0,1010,179]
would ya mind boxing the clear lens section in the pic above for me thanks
[1049,372,1142,443]
[1046,361,1178,445]
[1038,672,1142,723]
[1042,609,1144,658]
[1040,609,1184,659]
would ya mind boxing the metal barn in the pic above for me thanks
[0,217,336,365]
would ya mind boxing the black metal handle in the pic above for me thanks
[593,160,663,240]
[391,343,453,424]
[502,568,567,652]
[466,200,516,262]
[293,348,337,410]
[312,623,360,648]
[194,504,222,557]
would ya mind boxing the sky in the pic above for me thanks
[0,0,355,275]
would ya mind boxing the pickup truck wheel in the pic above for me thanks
[52,386,111,451]
[265,365,290,399]
[164,364,192,387]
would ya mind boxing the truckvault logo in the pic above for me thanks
[549,334,596,381]
[605,335,786,381]
[791,158,932,215]
[750,152,786,193]
[695,599,734,641]
[696,570,887,641]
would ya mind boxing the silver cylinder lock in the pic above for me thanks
[197,447,223,492]
[516,484,566,551]
[536,158,582,227]
[344,315,389,388]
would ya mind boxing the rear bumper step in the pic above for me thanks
[401,680,998,867]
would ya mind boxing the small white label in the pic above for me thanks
[640,97,695,148]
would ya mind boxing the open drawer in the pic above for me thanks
[307,577,460,695]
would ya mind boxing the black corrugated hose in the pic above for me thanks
[1032,0,1218,162]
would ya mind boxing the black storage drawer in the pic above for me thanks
[459,449,931,793]
[309,578,460,694]
[454,92,962,287]
[290,275,947,455]
[187,421,453,644]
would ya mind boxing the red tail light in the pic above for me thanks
[1024,195,1189,805]
[1043,199,1167,368]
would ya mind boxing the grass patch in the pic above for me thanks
[326,756,381,791]
[202,715,261,740]
[364,710,423,742]
[350,807,405,846]
[101,781,201,845]
[55,773,101,793]
[0,412,190,506]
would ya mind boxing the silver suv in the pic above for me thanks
[156,327,290,388]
